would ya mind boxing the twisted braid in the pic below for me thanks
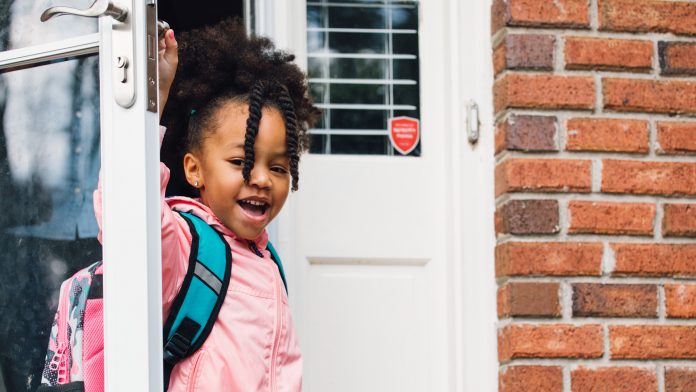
[276,84,301,191]
[242,81,267,184]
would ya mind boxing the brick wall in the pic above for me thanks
[492,0,696,391]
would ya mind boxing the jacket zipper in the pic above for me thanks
[247,240,283,391]
[248,240,263,258]
[269,259,283,392]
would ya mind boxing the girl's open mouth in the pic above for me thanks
[238,199,269,218]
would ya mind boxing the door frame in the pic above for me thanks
[263,0,497,390]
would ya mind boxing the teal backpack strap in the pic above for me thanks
[162,211,231,391]
[266,241,287,294]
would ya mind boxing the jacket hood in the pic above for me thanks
[166,196,269,249]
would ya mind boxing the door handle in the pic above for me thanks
[40,0,140,109]
[40,0,128,23]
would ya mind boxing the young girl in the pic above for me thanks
[95,19,318,391]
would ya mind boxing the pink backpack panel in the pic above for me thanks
[37,261,104,392]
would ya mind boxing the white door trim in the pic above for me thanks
[448,0,498,390]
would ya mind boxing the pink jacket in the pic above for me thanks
[94,128,302,392]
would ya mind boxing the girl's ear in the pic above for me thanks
[183,152,203,188]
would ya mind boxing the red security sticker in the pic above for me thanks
[389,116,420,155]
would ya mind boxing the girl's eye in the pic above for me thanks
[271,166,289,174]
[228,159,244,166]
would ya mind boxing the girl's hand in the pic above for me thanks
[158,28,178,118]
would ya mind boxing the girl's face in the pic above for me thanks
[185,101,290,240]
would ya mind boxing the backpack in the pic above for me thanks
[37,211,287,392]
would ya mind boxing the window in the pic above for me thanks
[307,0,421,156]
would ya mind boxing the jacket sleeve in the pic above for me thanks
[93,126,190,316]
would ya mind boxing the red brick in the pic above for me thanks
[572,283,657,318]
[566,118,649,153]
[660,42,696,76]
[500,366,563,392]
[498,282,561,318]
[603,78,696,115]
[492,0,590,30]
[500,34,555,74]
[568,201,655,236]
[657,121,696,155]
[602,159,696,196]
[495,73,595,113]
[496,242,603,277]
[496,158,592,196]
[599,0,696,36]
[494,41,506,76]
[664,204,696,238]
[497,115,558,153]
[491,0,508,34]
[499,324,603,361]
[612,243,696,277]
[666,367,696,392]
[610,325,696,359]
[565,37,652,72]
[497,199,559,235]
[665,284,696,319]
[571,367,657,392]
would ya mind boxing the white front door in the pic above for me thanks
[0,2,163,391]
[261,0,488,390]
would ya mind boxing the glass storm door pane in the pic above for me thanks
[0,0,98,51]
[0,55,100,392]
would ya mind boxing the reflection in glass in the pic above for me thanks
[0,56,101,392]
[393,33,418,55]
[391,6,418,30]
[310,83,327,104]
[331,109,386,130]
[308,57,327,78]
[393,59,419,81]
[330,84,386,105]
[330,58,386,79]
[328,7,385,29]
[0,0,97,51]
[393,84,419,107]
[329,32,386,54]
[307,5,324,28]
[307,31,325,53]
[331,134,390,155]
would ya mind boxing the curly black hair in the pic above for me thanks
[160,18,319,194]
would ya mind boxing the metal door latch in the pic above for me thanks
[466,100,480,144]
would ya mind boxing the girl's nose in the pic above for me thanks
[249,167,272,189]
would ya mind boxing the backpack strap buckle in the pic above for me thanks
[163,317,199,365]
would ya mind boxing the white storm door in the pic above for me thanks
[2,1,164,391]
[97,2,163,391]
[264,1,458,391]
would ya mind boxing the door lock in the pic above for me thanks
[116,56,128,83]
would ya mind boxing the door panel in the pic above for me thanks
[304,264,427,391]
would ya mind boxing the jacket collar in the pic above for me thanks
[166,196,269,250]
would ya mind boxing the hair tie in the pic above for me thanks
[190,109,197,115]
